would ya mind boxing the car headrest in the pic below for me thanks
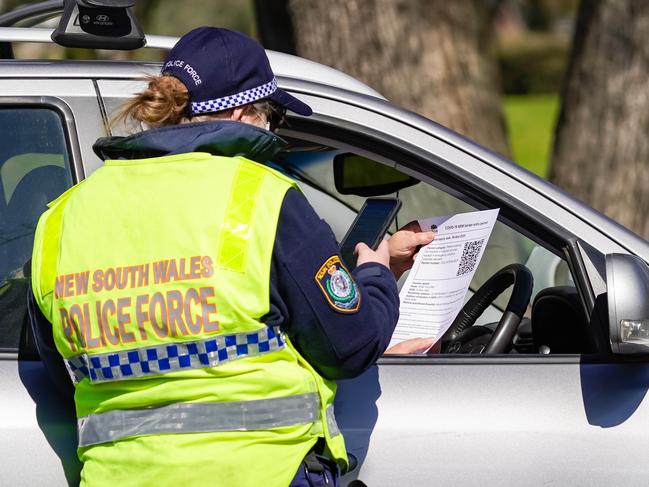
[531,286,594,354]
[3,165,69,277]
[6,164,68,225]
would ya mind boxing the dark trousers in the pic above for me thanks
[289,452,340,487]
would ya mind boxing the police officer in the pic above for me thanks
[29,27,432,487]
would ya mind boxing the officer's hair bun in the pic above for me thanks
[116,75,189,128]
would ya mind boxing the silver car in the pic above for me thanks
[2,4,649,487]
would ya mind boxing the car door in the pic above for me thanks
[0,78,105,486]
[269,81,649,486]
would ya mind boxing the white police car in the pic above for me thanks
[2,2,649,486]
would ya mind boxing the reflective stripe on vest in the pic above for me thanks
[65,326,284,384]
[218,162,265,272]
[77,392,322,447]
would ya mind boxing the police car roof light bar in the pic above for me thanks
[52,0,145,50]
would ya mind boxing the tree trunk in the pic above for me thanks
[254,0,296,55]
[551,0,649,237]
[258,0,510,158]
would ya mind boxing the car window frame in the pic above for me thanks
[0,96,82,358]
[0,96,84,182]
[279,116,609,361]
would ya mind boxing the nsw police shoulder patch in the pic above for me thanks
[315,255,360,313]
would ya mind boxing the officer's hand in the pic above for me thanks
[384,337,436,354]
[354,240,390,269]
[388,222,435,279]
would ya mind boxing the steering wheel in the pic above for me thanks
[439,264,533,354]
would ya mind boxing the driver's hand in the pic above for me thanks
[355,240,390,269]
[384,337,436,354]
[388,221,435,279]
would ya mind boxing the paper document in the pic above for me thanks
[389,208,499,349]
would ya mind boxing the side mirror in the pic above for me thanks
[606,253,649,354]
[52,0,145,50]
[333,153,419,197]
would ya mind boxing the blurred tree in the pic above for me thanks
[255,0,511,157]
[551,0,649,237]
[255,0,295,54]
[138,0,255,37]
[524,0,552,30]
[117,0,256,60]
[0,0,38,13]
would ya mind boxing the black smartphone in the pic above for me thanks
[339,197,402,271]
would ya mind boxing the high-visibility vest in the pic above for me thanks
[31,152,347,487]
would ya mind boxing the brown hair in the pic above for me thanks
[114,74,285,131]
[115,75,189,128]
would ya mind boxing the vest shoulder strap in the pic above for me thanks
[234,156,301,191]
[31,181,82,312]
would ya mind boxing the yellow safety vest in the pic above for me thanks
[31,152,347,487]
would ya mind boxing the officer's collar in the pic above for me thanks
[93,120,287,163]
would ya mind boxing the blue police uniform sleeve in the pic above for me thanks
[27,288,75,400]
[266,188,399,380]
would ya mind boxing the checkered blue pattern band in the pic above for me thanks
[64,326,284,384]
[190,78,278,115]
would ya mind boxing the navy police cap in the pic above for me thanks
[162,27,312,117]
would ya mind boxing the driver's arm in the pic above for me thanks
[384,222,436,354]
[387,221,435,280]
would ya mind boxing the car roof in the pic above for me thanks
[0,27,386,99]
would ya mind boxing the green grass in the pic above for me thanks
[503,94,560,178]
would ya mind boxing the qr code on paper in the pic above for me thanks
[456,239,485,276]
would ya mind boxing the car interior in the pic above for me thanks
[271,131,595,356]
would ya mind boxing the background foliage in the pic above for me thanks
[0,0,573,177]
